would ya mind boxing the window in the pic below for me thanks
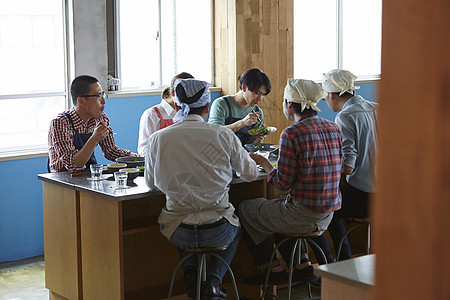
[294,0,382,81]
[0,0,69,156]
[115,0,213,91]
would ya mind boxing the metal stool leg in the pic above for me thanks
[336,223,363,262]
[260,235,327,300]
[287,238,301,300]
[260,237,292,300]
[197,254,207,300]
[210,253,240,300]
[305,239,328,265]
[168,253,196,300]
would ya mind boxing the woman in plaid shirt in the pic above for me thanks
[238,79,343,285]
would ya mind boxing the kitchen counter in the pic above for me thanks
[314,254,375,300]
[39,170,272,300]
[38,170,268,201]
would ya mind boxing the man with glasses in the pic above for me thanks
[48,75,135,172]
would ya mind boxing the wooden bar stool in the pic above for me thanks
[336,218,371,261]
[168,244,239,300]
[260,230,328,300]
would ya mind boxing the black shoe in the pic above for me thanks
[292,265,317,283]
[184,267,198,299]
[202,276,228,300]
[309,276,321,287]
[243,270,289,286]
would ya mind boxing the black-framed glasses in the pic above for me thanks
[81,91,106,99]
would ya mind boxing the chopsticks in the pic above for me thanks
[71,170,89,177]
[252,110,263,126]
[97,118,116,135]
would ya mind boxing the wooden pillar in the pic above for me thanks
[214,0,294,144]
[373,0,450,299]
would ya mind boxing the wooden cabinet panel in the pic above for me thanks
[79,193,123,300]
[43,182,81,300]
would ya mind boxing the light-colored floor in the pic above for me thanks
[0,256,320,300]
[0,256,48,300]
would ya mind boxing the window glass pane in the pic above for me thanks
[0,0,65,94]
[0,96,65,152]
[294,0,337,81]
[0,0,67,155]
[118,0,159,90]
[161,0,212,85]
[342,0,382,77]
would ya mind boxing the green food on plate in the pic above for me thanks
[248,125,270,136]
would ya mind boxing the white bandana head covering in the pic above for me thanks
[284,78,326,112]
[322,69,360,96]
[173,78,211,122]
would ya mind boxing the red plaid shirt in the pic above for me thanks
[48,107,132,172]
[269,112,343,212]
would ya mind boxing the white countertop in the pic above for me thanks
[314,254,375,290]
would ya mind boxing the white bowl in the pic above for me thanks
[119,168,139,181]
[107,163,127,172]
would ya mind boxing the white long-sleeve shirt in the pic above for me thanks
[137,100,176,156]
[144,114,259,239]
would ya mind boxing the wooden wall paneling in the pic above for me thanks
[218,0,294,145]
[213,0,295,144]
[215,0,237,95]
[372,0,450,299]
[43,182,81,300]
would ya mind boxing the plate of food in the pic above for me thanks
[244,143,274,152]
[248,125,277,136]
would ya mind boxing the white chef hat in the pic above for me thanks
[322,69,360,96]
[283,79,326,112]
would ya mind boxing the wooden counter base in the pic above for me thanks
[41,174,272,300]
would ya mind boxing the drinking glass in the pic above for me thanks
[90,164,103,180]
[114,171,128,188]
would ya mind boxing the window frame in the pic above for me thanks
[0,0,73,160]
[109,0,215,93]
[294,0,381,81]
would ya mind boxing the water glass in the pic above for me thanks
[90,180,104,191]
[114,171,128,188]
[90,164,103,180]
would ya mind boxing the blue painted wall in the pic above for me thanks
[0,91,219,262]
[316,81,378,121]
[0,83,377,262]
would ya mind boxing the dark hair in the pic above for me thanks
[161,86,171,100]
[187,105,208,115]
[331,91,354,97]
[175,83,208,115]
[285,99,319,116]
[170,72,194,88]
[70,75,99,106]
[238,68,271,95]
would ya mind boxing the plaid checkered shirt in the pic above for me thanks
[268,111,343,212]
[48,107,132,172]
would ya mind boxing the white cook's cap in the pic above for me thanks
[284,79,326,112]
[322,69,360,96]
